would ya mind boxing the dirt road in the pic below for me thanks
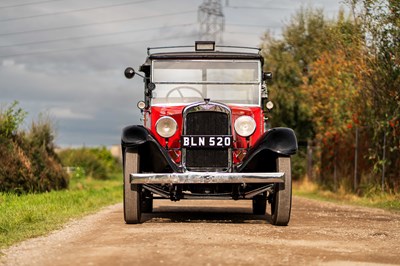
[1,196,400,266]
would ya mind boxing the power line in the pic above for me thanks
[0,34,198,58]
[0,0,158,23]
[0,10,196,37]
[225,1,288,11]
[225,31,263,36]
[0,23,195,48]
[226,6,289,10]
[226,23,272,28]
[0,0,64,9]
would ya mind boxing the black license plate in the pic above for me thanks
[181,135,232,148]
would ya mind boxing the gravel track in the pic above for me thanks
[1,196,400,266]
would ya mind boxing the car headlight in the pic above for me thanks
[155,116,178,138]
[234,116,256,137]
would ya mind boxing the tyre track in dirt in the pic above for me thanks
[1,196,400,266]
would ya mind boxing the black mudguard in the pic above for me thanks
[121,125,179,173]
[238,127,298,172]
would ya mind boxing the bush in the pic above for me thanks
[0,101,26,139]
[0,102,68,193]
[58,147,121,180]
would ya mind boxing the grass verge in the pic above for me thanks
[0,172,122,250]
[293,178,400,211]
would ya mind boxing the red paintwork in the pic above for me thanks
[144,104,265,165]
[230,105,264,164]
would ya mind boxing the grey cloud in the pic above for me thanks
[0,0,347,146]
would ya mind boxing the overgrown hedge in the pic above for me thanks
[0,102,69,193]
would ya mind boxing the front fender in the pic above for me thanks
[121,125,152,147]
[238,127,298,172]
[121,125,179,173]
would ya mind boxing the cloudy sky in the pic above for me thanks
[0,0,348,147]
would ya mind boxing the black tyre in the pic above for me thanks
[252,194,266,215]
[123,149,141,224]
[271,156,292,226]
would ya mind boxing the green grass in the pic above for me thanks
[0,172,123,250]
[293,178,400,211]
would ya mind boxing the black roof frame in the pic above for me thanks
[147,44,261,55]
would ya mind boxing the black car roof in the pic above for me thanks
[148,51,263,61]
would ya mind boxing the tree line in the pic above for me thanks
[261,0,399,193]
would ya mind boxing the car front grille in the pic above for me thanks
[183,103,231,171]
[186,112,228,135]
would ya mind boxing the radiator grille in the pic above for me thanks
[184,110,230,170]
[186,112,228,135]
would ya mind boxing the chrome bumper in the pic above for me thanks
[130,172,284,184]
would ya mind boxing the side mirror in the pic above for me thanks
[124,67,135,79]
[263,72,272,81]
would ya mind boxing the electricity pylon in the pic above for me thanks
[198,0,225,43]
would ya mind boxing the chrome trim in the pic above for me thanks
[182,101,233,172]
[131,172,284,184]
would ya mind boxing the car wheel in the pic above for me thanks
[271,156,292,226]
[252,194,266,215]
[123,149,141,224]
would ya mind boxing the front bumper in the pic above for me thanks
[130,172,284,185]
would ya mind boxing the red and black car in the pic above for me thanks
[122,41,297,226]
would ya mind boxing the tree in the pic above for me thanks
[348,0,400,189]
[260,7,332,141]
[260,8,361,181]
[261,4,399,190]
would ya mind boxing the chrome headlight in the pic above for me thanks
[155,116,177,138]
[234,115,256,137]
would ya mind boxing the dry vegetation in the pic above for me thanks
[0,101,68,193]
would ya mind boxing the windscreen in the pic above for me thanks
[151,60,261,105]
